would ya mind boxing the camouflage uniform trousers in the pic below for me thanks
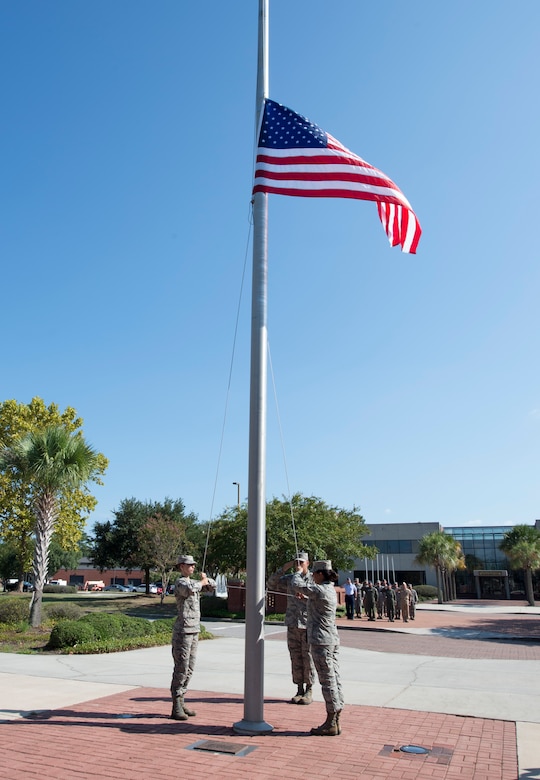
[310,643,344,713]
[170,630,198,697]
[287,626,315,686]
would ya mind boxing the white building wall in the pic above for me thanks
[343,521,441,587]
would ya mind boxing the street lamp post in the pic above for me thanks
[232,482,240,508]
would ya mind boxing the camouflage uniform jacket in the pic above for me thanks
[267,568,312,629]
[173,576,216,635]
[290,573,339,646]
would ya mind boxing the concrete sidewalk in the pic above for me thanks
[1,603,539,778]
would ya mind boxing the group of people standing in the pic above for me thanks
[345,578,418,623]
[168,553,418,738]
[168,550,343,737]
[268,553,343,737]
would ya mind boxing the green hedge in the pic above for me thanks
[48,614,175,650]
[153,617,175,633]
[200,595,229,617]
[415,584,439,600]
[47,613,212,652]
[0,597,30,625]
[44,603,84,622]
[48,620,97,648]
[81,613,155,640]
[43,585,78,594]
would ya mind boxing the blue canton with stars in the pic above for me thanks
[259,99,328,149]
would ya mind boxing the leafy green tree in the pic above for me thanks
[0,398,108,589]
[415,531,460,603]
[205,493,373,578]
[46,538,85,580]
[138,513,187,604]
[91,498,199,592]
[0,425,100,626]
[500,525,540,606]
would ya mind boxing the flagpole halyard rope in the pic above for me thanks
[201,215,252,574]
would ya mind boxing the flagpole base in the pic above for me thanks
[233,718,274,736]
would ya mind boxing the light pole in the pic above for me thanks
[232,482,240,508]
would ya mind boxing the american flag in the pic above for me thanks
[253,99,422,254]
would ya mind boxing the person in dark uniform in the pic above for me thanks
[384,583,396,622]
[363,581,378,621]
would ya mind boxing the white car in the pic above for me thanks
[133,584,158,594]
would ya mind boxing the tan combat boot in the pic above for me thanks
[310,711,338,736]
[291,684,305,704]
[180,696,196,717]
[299,684,313,705]
[170,696,188,721]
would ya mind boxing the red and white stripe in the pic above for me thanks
[254,133,421,254]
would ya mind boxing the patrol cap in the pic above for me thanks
[294,551,309,562]
[313,560,332,572]
[177,554,197,566]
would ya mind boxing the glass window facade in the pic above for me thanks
[446,526,512,570]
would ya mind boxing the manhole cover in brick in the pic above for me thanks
[400,744,429,754]
[189,739,256,757]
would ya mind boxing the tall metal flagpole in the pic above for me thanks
[233,0,273,736]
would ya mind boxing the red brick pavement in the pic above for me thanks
[0,688,518,780]
[331,601,540,660]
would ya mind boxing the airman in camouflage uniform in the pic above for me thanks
[267,552,315,704]
[170,554,216,721]
[291,560,344,737]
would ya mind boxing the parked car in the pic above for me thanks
[154,581,175,595]
[6,579,34,592]
[133,584,158,594]
[104,584,130,592]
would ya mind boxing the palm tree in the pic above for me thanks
[448,536,467,600]
[415,531,458,603]
[0,426,99,626]
[500,525,540,607]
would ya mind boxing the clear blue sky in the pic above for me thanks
[2,2,539,533]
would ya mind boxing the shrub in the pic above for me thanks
[115,615,154,638]
[152,618,175,634]
[82,613,155,640]
[415,584,439,601]
[47,613,212,652]
[199,624,214,640]
[0,597,30,625]
[43,585,78,594]
[48,619,97,649]
[44,603,84,622]
[81,613,126,640]
[200,594,228,617]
